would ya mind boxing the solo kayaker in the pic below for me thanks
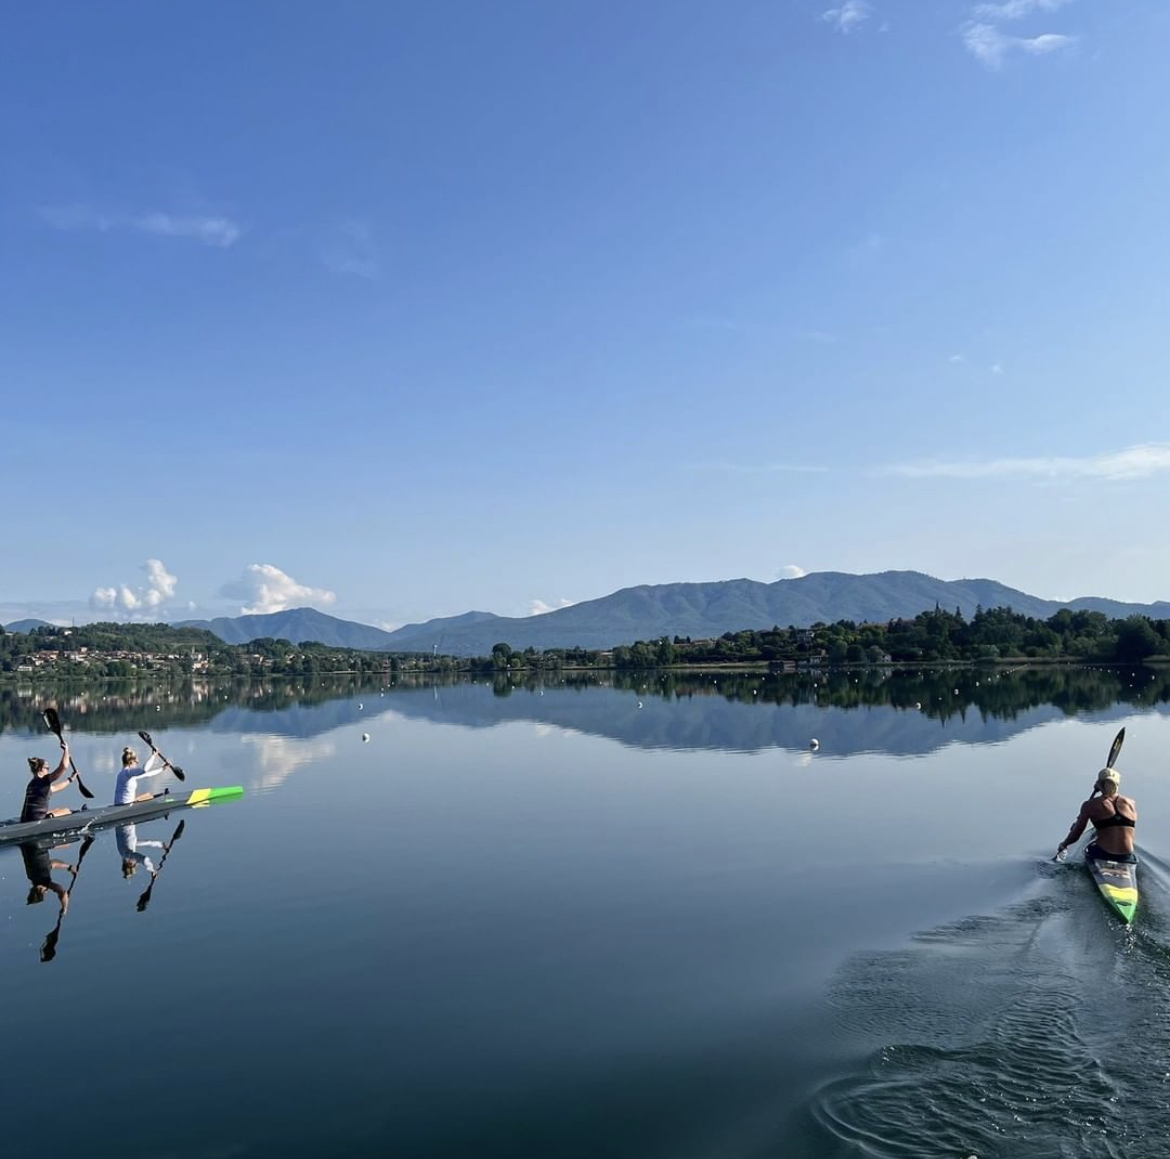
[114,745,168,805]
[21,740,78,823]
[1056,766,1137,863]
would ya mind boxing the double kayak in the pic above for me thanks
[1086,852,1139,924]
[0,787,243,846]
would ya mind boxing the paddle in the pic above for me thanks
[40,708,95,800]
[137,819,185,912]
[137,730,186,781]
[40,834,95,963]
[1054,727,1127,861]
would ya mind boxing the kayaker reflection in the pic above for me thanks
[1056,765,1138,863]
[115,822,164,877]
[115,745,168,804]
[18,841,78,913]
[21,740,80,823]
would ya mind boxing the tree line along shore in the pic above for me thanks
[3,604,1170,680]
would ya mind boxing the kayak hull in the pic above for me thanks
[1086,854,1139,924]
[0,787,244,846]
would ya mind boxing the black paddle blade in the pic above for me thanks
[171,820,186,845]
[42,707,63,738]
[40,925,61,963]
[1107,727,1125,770]
[171,764,186,781]
[138,730,154,749]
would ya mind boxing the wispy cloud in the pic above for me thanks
[691,462,829,475]
[949,353,965,363]
[962,22,1077,68]
[530,598,575,616]
[972,0,1073,19]
[39,205,242,247]
[91,559,179,618]
[321,219,380,279]
[777,565,807,580]
[884,443,1170,482]
[219,564,337,615]
[822,1,873,33]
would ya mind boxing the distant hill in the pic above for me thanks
[175,570,1170,657]
[175,607,401,649]
[4,619,50,633]
[175,606,503,650]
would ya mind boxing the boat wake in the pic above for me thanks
[804,863,1170,1159]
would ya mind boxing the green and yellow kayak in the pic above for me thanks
[1086,854,1138,924]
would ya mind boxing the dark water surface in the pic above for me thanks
[2,670,1170,1158]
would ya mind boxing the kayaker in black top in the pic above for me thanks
[20,740,77,824]
[1056,766,1137,863]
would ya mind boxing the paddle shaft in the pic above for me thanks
[40,709,94,800]
[137,731,185,781]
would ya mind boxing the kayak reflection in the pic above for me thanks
[11,811,196,964]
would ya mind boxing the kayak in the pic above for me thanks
[1086,852,1139,924]
[0,787,243,846]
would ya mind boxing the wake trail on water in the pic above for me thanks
[804,853,1170,1159]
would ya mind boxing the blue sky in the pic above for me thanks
[4,0,1169,629]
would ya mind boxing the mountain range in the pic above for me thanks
[176,570,1170,656]
[8,570,1169,656]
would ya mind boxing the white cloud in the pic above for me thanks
[39,205,242,247]
[90,558,179,618]
[322,219,380,279]
[132,213,241,247]
[949,353,965,363]
[884,443,1170,482]
[963,22,1077,69]
[822,1,872,33]
[972,0,1073,19]
[530,598,575,616]
[777,565,807,580]
[219,564,338,615]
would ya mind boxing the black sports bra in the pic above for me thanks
[1097,804,1135,829]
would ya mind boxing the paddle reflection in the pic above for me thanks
[19,834,94,963]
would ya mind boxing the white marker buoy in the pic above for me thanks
[810,738,820,750]
[362,732,370,742]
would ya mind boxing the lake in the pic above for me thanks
[2,667,1170,1159]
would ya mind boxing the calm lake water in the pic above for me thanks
[3,668,1170,1159]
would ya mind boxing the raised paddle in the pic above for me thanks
[40,708,95,800]
[40,834,95,963]
[137,819,185,912]
[1105,727,1126,776]
[137,730,186,781]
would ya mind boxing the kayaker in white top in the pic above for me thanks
[115,822,165,876]
[114,746,168,806]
